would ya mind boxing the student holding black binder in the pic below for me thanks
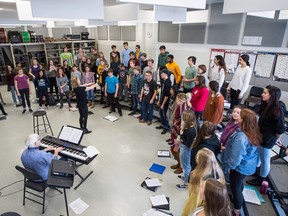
[71,77,98,134]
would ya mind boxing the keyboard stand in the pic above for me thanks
[74,163,93,190]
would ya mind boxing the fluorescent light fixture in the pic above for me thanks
[118,21,137,26]
[117,0,206,9]
[279,10,288,19]
[173,10,208,24]
[0,8,3,11]
[247,11,275,19]
[85,25,103,28]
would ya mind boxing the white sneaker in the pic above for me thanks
[56,103,60,107]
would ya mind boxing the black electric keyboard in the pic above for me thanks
[41,135,96,164]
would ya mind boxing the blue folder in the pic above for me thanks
[149,163,166,174]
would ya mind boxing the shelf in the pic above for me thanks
[28,50,45,53]
[46,49,59,51]
[47,56,60,59]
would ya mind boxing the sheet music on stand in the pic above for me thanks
[224,50,240,74]
[58,125,84,145]
[254,52,276,78]
[241,51,257,72]
[274,53,288,80]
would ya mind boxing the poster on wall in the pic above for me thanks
[210,49,225,60]
[224,50,240,74]
[274,53,288,80]
[240,51,257,73]
[254,52,276,78]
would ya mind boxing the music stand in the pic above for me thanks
[47,159,75,216]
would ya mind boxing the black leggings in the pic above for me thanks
[48,77,59,97]
[19,88,31,109]
[107,93,122,114]
[229,88,241,109]
[229,169,246,210]
[78,106,88,129]
[38,89,49,107]
[60,91,71,107]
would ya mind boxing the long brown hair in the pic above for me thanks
[240,109,262,146]
[189,148,224,194]
[192,121,215,148]
[56,68,66,78]
[181,110,197,130]
[203,178,230,216]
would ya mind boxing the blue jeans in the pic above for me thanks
[87,89,95,101]
[180,143,191,183]
[142,100,154,121]
[159,105,169,129]
[132,94,141,113]
[10,85,21,104]
[259,146,271,178]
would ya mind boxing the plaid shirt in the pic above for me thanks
[131,73,143,95]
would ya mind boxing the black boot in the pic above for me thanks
[0,104,7,115]
[246,176,263,186]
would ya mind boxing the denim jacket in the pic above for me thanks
[225,128,259,176]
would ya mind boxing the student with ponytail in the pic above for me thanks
[227,54,252,109]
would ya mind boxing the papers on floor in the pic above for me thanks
[83,146,100,157]
[69,198,89,214]
[150,195,168,206]
[143,209,173,216]
[103,115,119,122]
[157,150,170,157]
[243,187,261,205]
[145,178,162,187]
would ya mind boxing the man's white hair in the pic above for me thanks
[25,134,39,148]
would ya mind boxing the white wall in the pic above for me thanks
[94,22,288,105]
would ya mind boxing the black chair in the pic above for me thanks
[15,165,47,214]
[244,86,263,108]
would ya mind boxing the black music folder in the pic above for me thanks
[51,160,75,177]
[141,177,158,192]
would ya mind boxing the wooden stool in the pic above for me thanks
[32,111,54,136]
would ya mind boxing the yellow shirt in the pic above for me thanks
[97,65,104,84]
[166,62,182,84]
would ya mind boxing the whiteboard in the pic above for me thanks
[254,52,276,78]
[224,51,240,74]
[241,51,257,72]
[210,49,225,60]
[274,54,288,80]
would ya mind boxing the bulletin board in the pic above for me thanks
[224,50,240,74]
[254,52,276,78]
[274,54,288,80]
[240,51,257,72]
[210,49,225,60]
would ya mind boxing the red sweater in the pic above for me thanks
[191,86,209,112]
[203,92,224,126]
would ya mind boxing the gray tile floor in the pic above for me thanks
[0,85,187,216]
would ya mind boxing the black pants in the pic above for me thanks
[229,169,246,210]
[60,91,71,107]
[38,89,49,107]
[48,77,59,98]
[0,103,6,114]
[19,88,31,109]
[107,93,122,114]
[78,106,88,129]
[230,88,242,109]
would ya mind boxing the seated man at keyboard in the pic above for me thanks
[21,133,63,181]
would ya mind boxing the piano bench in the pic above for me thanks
[32,111,54,136]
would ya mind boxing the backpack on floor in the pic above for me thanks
[49,95,56,106]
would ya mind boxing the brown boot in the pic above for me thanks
[87,100,92,107]
[170,164,180,169]
[90,101,95,109]
[174,167,183,174]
